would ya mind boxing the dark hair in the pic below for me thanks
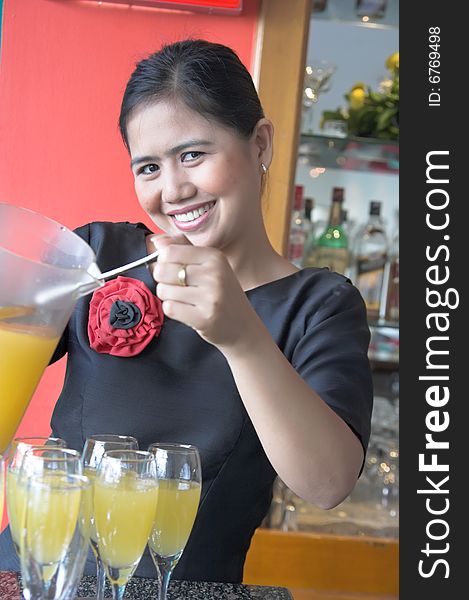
[119,39,265,149]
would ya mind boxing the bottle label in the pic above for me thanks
[294,185,304,211]
[288,226,307,266]
[312,247,349,275]
[356,252,387,317]
[289,241,305,262]
[386,258,399,321]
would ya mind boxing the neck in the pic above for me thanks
[224,222,297,291]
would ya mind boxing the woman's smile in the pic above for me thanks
[168,200,216,232]
[127,99,263,251]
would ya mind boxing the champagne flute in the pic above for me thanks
[17,445,85,600]
[16,447,83,550]
[147,443,202,600]
[94,450,159,600]
[5,436,67,554]
[20,471,92,600]
[81,434,139,600]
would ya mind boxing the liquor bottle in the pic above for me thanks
[302,197,317,265]
[382,211,399,322]
[287,185,307,268]
[303,197,315,236]
[340,208,356,243]
[354,200,388,320]
[304,187,349,274]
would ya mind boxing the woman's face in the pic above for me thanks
[126,100,268,251]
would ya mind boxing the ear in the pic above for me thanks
[251,118,274,169]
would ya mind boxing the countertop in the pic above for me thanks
[0,572,293,599]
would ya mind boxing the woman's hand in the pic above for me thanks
[149,234,365,508]
[149,234,260,350]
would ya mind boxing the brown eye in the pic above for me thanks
[181,151,203,162]
[140,164,159,175]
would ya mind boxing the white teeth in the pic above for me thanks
[173,202,214,222]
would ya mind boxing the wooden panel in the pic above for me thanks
[256,0,311,255]
[289,590,397,600]
[243,528,399,596]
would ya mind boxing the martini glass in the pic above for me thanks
[302,60,336,134]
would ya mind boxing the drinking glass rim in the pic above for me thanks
[101,449,153,462]
[13,435,64,443]
[148,442,200,454]
[22,446,81,460]
[85,433,138,443]
[9,436,66,455]
[8,444,75,473]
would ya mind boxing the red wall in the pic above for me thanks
[0,0,259,527]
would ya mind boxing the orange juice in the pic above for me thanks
[149,479,200,558]
[94,472,158,582]
[83,467,98,542]
[0,320,60,454]
[6,467,23,550]
[0,457,4,525]
[23,476,82,565]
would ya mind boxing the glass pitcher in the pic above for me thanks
[0,203,103,455]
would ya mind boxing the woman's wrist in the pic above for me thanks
[217,310,274,363]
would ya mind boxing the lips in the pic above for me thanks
[169,201,216,232]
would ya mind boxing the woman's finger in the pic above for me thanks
[149,233,190,252]
[156,282,202,304]
[157,243,218,266]
[152,262,205,287]
[160,299,205,331]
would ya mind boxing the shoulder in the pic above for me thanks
[252,267,363,314]
[298,268,365,312]
[72,221,154,274]
[292,267,352,296]
[295,268,367,327]
[249,268,368,342]
[73,221,151,245]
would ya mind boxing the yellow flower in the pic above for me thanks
[350,82,366,92]
[349,87,366,109]
[386,51,399,71]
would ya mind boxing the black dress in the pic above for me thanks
[0,221,373,583]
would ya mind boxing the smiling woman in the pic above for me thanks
[0,38,373,585]
[126,98,272,256]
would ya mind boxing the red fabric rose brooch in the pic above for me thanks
[88,276,164,357]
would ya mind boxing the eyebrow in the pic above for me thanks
[130,139,213,169]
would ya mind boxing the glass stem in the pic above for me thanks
[96,557,107,600]
[156,557,177,600]
[302,103,314,135]
[111,582,127,600]
[159,568,172,600]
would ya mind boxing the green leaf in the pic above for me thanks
[376,107,398,131]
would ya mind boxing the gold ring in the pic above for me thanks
[177,265,188,287]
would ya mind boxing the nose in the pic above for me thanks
[161,167,197,205]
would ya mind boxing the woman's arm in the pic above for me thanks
[219,313,365,508]
[153,240,371,509]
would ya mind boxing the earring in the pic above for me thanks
[261,162,268,174]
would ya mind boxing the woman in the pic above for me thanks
[0,39,373,582]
